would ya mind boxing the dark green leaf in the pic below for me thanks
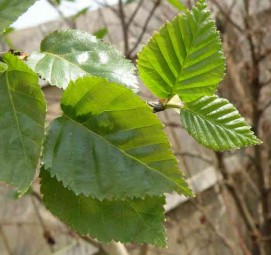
[43,76,192,199]
[138,0,225,102]
[27,29,138,92]
[0,0,36,33]
[167,0,186,11]
[0,53,46,192]
[180,95,262,151]
[40,170,167,247]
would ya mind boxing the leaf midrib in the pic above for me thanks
[182,104,252,141]
[5,72,31,186]
[173,9,204,94]
[62,113,185,193]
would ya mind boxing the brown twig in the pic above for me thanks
[128,0,161,57]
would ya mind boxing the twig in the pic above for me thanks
[210,0,244,33]
[175,151,213,164]
[118,0,129,55]
[47,0,76,28]
[127,0,144,28]
[128,0,161,57]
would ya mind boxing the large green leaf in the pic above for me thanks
[40,170,166,247]
[0,0,36,33]
[0,53,46,192]
[43,76,191,199]
[27,29,138,91]
[167,0,186,11]
[180,95,262,151]
[137,0,225,102]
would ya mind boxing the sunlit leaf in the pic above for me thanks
[180,95,262,151]
[138,0,225,102]
[0,53,46,192]
[27,29,138,92]
[43,76,192,199]
[40,170,167,247]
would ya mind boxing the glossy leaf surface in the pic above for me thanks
[0,0,36,33]
[0,53,46,191]
[138,0,225,102]
[180,95,261,151]
[40,170,166,247]
[43,76,191,199]
[27,29,138,91]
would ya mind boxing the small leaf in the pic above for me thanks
[27,29,138,92]
[180,95,262,151]
[0,0,36,33]
[138,0,225,102]
[93,27,108,39]
[40,170,167,247]
[167,0,186,11]
[43,76,192,199]
[0,53,46,192]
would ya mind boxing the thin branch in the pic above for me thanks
[128,0,161,57]
[118,0,129,55]
[47,0,76,28]
[126,0,144,28]
[210,0,244,33]
[175,151,214,164]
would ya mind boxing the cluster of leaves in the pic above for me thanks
[0,0,261,247]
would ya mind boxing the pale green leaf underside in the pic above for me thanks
[0,53,46,191]
[180,95,262,151]
[43,76,192,199]
[138,0,225,102]
[40,170,167,247]
[167,0,186,11]
[27,29,138,91]
[0,0,36,33]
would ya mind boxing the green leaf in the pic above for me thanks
[43,76,192,199]
[93,27,108,39]
[167,0,186,11]
[0,53,46,192]
[137,0,225,102]
[180,95,262,151]
[40,170,167,247]
[0,0,36,34]
[27,29,138,92]
[0,61,7,72]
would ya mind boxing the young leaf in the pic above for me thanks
[0,0,36,34]
[27,29,138,92]
[0,53,46,192]
[40,170,167,247]
[43,76,192,199]
[180,95,262,151]
[167,0,186,11]
[137,0,225,102]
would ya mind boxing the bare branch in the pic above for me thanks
[128,0,161,57]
